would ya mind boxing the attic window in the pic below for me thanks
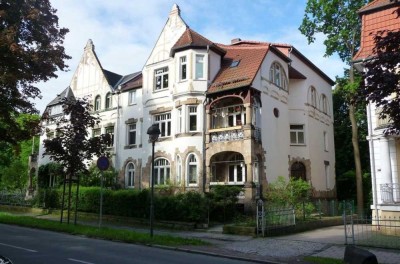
[230,60,240,68]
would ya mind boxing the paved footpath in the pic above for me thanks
[4,211,400,263]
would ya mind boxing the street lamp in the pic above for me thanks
[147,123,160,238]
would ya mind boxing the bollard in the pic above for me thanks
[344,245,378,264]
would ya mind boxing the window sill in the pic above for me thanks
[124,144,140,149]
[290,144,306,146]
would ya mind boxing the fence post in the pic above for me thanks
[256,199,265,237]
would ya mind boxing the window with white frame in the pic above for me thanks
[155,112,171,137]
[188,106,197,132]
[105,92,112,109]
[187,154,198,185]
[49,104,62,116]
[228,154,245,184]
[179,56,187,81]
[126,162,135,187]
[321,94,328,114]
[228,105,245,126]
[269,62,288,91]
[290,124,305,145]
[128,90,136,105]
[310,87,317,108]
[92,128,101,138]
[105,126,114,147]
[154,67,169,91]
[253,157,259,183]
[94,95,101,111]
[154,158,170,185]
[195,54,204,79]
[176,155,182,185]
[127,123,136,145]
[177,107,182,133]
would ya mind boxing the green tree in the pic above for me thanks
[359,29,400,134]
[43,97,111,223]
[0,0,70,145]
[299,0,370,216]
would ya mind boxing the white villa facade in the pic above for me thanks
[38,4,336,211]
[353,0,400,219]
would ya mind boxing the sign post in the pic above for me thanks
[97,156,109,228]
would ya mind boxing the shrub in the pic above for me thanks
[208,185,243,222]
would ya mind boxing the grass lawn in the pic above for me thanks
[303,256,344,264]
[0,212,207,247]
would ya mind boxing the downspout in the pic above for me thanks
[203,45,210,193]
[115,86,121,183]
[367,103,379,221]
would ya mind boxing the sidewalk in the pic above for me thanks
[5,210,400,263]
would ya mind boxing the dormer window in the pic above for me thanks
[154,67,169,91]
[230,60,240,68]
[49,104,62,116]
[269,62,288,91]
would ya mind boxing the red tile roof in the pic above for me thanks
[358,0,398,14]
[208,43,269,93]
[171,28,225,56]
[354,1,400,61]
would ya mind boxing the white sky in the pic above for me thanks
[34,0,348,113]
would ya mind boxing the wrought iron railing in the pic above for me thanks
[380,183,400,204]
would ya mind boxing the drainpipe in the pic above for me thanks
[367,103,379,221]
[114,86,121,181]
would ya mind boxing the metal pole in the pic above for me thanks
[150,141,155,237]
[60,173,67,223]
[74,173,80,225]
[99,170,104,228]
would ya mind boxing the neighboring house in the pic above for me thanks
[39,4,336,211]
[353,0,400,219]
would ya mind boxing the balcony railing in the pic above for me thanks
[380,183,400,204]
[210,128,244,143]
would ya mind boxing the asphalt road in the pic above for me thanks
[0,224,255,264]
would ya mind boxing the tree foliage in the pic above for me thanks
[359,29,400,134]
[299,0,368,63]
[42,97,111,179]
[0,0,70,145]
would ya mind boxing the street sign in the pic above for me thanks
[97,156,109,171]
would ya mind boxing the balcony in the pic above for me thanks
[210,127,244,143]
[380,183,400,204]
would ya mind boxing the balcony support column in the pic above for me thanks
[245,103,252,127]
[380,138,393,203]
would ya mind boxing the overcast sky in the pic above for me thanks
[34,0,347,113]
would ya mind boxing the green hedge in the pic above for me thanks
[34,186,241,223]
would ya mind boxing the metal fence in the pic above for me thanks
[256,200,295,236]
[343,201,400,249]
[0,191,31,207]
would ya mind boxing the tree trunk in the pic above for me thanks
[349,66,364,217]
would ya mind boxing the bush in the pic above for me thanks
[80,165,117,188]
[33,188,60,209]
[208,185,243,222]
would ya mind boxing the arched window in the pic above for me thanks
[154,158,170,185]
[310,87,317,108]
[176,155,182,185]
[105,92,112,109]
[187,154,198,185]
[321,94,328,114]
[126,162,135,187]
[94,95,101,111]
[269,62,288,91]
[290,162,306,181]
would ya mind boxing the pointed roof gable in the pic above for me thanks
[208,42,269,93]
[171,28,226,57]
